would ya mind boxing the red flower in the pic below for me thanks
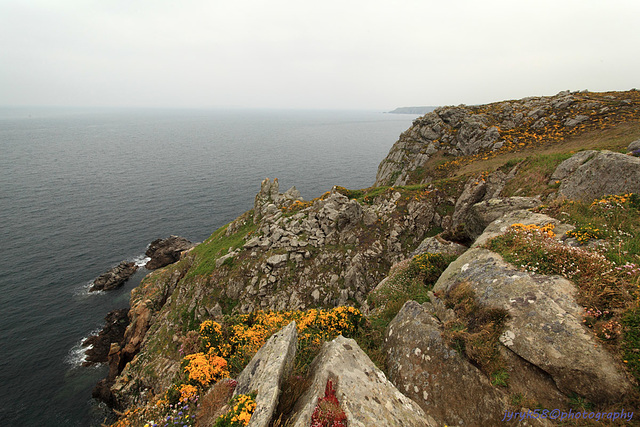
[310,380,347,427]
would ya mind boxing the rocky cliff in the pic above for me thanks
[104,91,640,426]
[376,89,640,186]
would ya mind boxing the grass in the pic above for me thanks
[439,281,510,383]
[185,215,257,279]
[500,152,574,197]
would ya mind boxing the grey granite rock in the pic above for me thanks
[234,321,298,427]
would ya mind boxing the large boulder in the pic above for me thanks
[384,301,508,426]
[145,236,195,270]
[433,246,634,404]
[557,150,640,201]
[90,261,138,291]
[290,336,436,427]
[410,235,467,258]
[627,138,640,155]
[233,321,298,427]
[548,150,597,183]
[462,196,542,241]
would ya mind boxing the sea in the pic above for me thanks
[0,107,417,426]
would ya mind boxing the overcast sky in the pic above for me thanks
[1,0,638,110]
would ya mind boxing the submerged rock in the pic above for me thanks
[90,261,138,292]
[82,308,129,365]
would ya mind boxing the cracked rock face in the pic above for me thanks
[234,322,298,427]
[433,246,633,404]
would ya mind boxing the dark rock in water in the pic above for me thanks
[82,308,129,366]
[89,261,138,292]
[145,235,195,270]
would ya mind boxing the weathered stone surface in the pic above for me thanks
[384,301,508,426]
[557,150,640,201]
[290,336,436,427]
[628,138,640,153]
[471,209,574,248]
[145,236,195,270]
[233,322,298,427]
[266,253,288,267]
[449,171,508,240]
[410,235,467,257]
[433,247,634,404]
[90,261,138,291]
[549,150,597,183]
[462,196,542,240]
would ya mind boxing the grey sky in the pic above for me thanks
[1,0,638,110]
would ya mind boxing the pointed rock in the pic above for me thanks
[290,335,436,427]
[234,321,298,427]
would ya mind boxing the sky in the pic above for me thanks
[1,0,639,110]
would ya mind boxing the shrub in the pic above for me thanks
[214,393,257,427]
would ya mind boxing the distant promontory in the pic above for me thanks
[387,106,437,114]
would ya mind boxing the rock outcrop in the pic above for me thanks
[385,301,509,426]
[290,336,436,427]
[556,150,640,201]
[432,213,634,404]
[233,322,298,427]
[82,308,129,365]
[628,138,640,156]
[90,261,138,292]
[145,236,195,270]
[84,309,130,406]
[375,90,640,186]
[410,235,467,258]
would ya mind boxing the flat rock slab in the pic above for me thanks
[234,321,298,427]
[471,209,574,248]
[290,335,436,427]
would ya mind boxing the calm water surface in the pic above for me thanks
[0,107,415,426]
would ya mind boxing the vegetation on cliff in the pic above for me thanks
[105,90,640,426]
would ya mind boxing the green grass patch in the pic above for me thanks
[501,152,574,197]
[185,216,257,279]
[368,253,457,323]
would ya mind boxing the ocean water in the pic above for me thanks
[0,107,416,426]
